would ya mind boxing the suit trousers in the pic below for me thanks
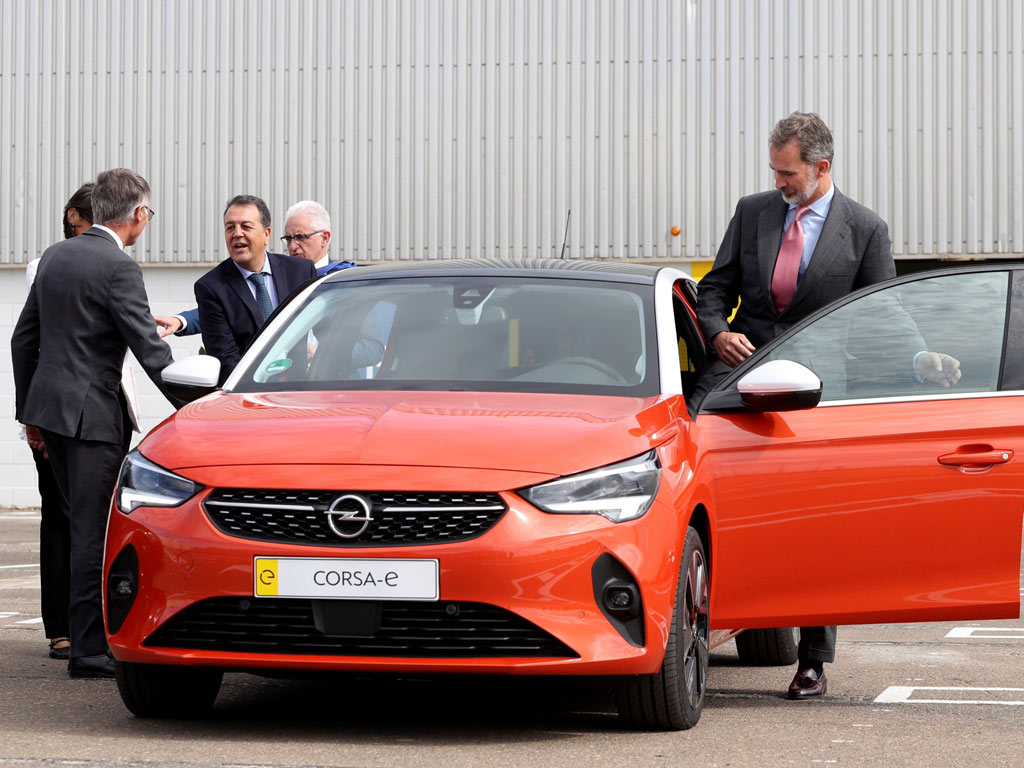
[30,445,71,640]
[40,429,128,659]
[799,625,837,664]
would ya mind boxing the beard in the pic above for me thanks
[781,168,820,205]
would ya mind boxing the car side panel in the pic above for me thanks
[697,397,1024,629]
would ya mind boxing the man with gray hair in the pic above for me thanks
[280,199,356,275]
[12,168,177,679]
[693,112,962,700]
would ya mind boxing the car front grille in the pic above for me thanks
[144,597,578,659]
[202,489,507,547]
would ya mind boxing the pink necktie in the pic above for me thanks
[771,206,811,313]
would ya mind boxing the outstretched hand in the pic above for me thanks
[154,315,183,338]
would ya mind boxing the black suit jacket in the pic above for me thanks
[696,188,895,349]
[11,228,175,444]
[195,252,317,383]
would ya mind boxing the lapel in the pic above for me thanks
[786,188,851,314]
[223,259,262,327]
[756,196,790,311]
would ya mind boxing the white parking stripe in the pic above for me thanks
[875,686,1024,705]
[0,564,40,570]
[945,627,1024,639]
[16,617,43,624]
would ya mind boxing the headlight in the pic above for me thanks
[518,450,661,523]
[115,451,202,514]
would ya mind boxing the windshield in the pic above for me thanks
[233,276,658,396]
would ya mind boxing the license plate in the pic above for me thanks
[253,557,439,601]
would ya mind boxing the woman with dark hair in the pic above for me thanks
[21,182,94,659]
[61,182,94,240]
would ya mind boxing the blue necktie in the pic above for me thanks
[248,272,274,323]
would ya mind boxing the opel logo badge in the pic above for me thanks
[325,494,373,539]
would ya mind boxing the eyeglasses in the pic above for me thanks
[281,230,323,244]
[143,206,155,220]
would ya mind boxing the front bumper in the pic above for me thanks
[104,482,686,676]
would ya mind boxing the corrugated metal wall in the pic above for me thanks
[1,0,1022,264]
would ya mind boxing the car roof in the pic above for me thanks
[322,258,663,284]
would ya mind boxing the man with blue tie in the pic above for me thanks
[194,195,316,383]
[156,199,355,338]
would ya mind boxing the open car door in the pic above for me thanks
[695,266,1024,630]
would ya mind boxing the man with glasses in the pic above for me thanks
[12,168,177,679]
[156,199,353,337]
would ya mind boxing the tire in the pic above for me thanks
[734,627,799,666]
[115,660,223,718]
[617,526,709,730]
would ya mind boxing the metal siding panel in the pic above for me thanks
[2,0,1022,265]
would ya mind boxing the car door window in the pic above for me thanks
[672,283,706,399]
[767,271,1010,402]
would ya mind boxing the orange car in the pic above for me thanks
[105,260,1023,729]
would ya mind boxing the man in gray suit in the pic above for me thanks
[693,112,958,701]
[11,168,177,679]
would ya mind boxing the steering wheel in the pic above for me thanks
[556,356,629,384]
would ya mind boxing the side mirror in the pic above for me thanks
[736,360,822,412]
[161,356,221,403]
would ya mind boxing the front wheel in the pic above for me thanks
[617,526,709,730]
[115,660,223,718]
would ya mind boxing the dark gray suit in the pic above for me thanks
[694,187,894,665]
[11,227,176,658]
[697,188,894,349]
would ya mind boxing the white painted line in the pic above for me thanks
[875,686,1024,706]
[0,613,19,620]
[945,627,1024,639]
[16,617,43,624]
[0,564,40,570]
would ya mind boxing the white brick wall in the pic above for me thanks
[1,265,210,508]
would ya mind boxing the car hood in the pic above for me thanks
[142,390,682,476]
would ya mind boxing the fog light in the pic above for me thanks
[106,545,139,635]
[592,554,645,647]
[114,577,135,597]
[602,582,640,619]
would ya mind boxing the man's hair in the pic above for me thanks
[91,169,150,226]
[62,182,94,239]
[284,200,331,232]
[770,112,834,168]
[224,195,272,228]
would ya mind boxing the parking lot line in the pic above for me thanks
[944,627,1024,639]
[0,563,40,570]
[15,617,43,624]
[875,686,1024,706]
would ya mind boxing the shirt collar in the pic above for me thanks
[790,181,835,218]
[233,253,273,280]
[92,224,124,250]
[314,255,330,269]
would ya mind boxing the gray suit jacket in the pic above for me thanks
[11,227,176,444]
[696,188,895,349]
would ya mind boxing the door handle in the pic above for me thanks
[938,447,1013,472]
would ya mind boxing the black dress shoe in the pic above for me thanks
[68,653,115,679]
[787,666,827,699]
[48,637,71,661]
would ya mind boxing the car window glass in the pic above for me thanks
[672,291,704,398]
[767,271,1009,401]
[237,276,658,396]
